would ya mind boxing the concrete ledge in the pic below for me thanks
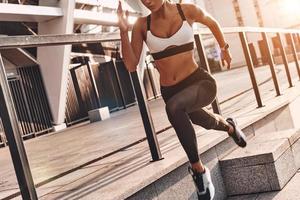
[88,107,110,123]
[221,139,290,168]
[52,123,67,132]
[221,129,300,195]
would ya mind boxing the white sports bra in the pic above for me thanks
[145,4,194,60]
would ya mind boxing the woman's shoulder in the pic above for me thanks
[136,15,147,22]
[134,16,147,30]
[180,3,198,13]
[180,3,202,21]
[133,16,148,39]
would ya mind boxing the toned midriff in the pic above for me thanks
[154,49,198,86]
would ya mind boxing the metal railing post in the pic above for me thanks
[277,33,293,87]
[297,33,300,49]
[239,32,264,108]
[261,32,281,96]
[288,33,300,80]
[84,57,102,108]
[145,61,158,99]
[112,59,127,109]
[0,54,38,200]
[130,71,162,161]
[194,34,222,115]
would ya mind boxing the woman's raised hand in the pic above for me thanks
[221,50,232,70]
[117,1,130,33]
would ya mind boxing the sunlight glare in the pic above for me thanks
[280,0,300,14]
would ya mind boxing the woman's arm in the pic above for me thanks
[184,4,232,69]
[120,19,145,72]
[117,2,144,72]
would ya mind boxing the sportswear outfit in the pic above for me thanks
[144,4,247,199]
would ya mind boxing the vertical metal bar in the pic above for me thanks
[19,69,34,131]
[0,54,37,199]
[32,66,52,130]
[194,34,222,114]
[22,68,41,132]
[288,33,300,80]
[70,68,86,115]
[28,67,45,132]
[239,32,264,108]
[10,80,27,136]
[261,32,281,96]
[19,73,36,135]
[145,61,157,99]
[112,60,127,108]
[130,71,162,161]
[0,119,5,147]
[277,33,293,87]
[29,67,47,132]
[84,57,101,108]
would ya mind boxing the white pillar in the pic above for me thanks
[37,0,75,126]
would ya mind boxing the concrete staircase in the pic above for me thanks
[126,83,300,200]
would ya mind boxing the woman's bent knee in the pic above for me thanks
[166,101,180,117]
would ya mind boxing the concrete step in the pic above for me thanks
[220,129,300,196]
[227,170,300,200]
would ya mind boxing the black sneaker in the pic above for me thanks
[226,118,247,148]
[188,166,215,200]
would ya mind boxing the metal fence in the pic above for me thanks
[235,29,300,107]
[17,66,53,135]
[65,69,89,126]
[65,57,136,126]
[0,65,52,145]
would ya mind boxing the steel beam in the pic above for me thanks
[0,33,120,49]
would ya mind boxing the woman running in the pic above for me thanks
[117,0,247,199]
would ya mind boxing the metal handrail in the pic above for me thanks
[0,27,299,50]
[197,26,300,34]
[0,32,120,49]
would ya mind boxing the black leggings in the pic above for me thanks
[161,67,229,164]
